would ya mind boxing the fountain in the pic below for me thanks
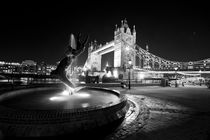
[0,33,128,138]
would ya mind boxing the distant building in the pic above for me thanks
[46,64,56,75]
[21,60,37,74]
[0,60,56,75]
[0,61,21,74]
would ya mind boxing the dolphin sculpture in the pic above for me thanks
[51,33,88,93]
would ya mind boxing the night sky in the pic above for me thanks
[0,2,210,66]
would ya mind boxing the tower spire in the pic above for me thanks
[123,18,128,28]
[133,25,136,33]
[146,44,149,52]
[115,24,118,31]
[121,20,124,27]
[124,18,127,24]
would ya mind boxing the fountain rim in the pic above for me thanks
[0,86,127,118]
[0,86,128,137]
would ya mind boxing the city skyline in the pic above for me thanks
[0,2,210,66]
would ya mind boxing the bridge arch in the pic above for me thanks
[154,62,160,69]
[149,61,153,69]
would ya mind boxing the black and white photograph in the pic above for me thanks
[0,2,210,140]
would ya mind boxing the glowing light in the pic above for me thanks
[49,97,57,101]
[81,72,85,76]
[106,71,112,77]
[49,89,89,102]
[126,46,130,51]
[106,62,109,67]
[49,96,66,101]
[60,90,70,96]
[113,69,118,78]
[74,86,84,92]
[128,60,132,65]
[83,67,87,72]
[70,34,76,49]
[81,103,89,108]
[139,73,145,79]
[76,92,91,98]
[64,84,75,94]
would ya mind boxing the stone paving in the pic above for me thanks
[1,85,210,139]
[105,86,210,140]
[105,95,150,140]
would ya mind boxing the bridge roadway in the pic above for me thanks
[133,68,210,75]
[149,70,210,74]
[108,86,210,140]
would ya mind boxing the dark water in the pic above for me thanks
[0,88,120,110]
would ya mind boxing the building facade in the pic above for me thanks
[0,60,56,75]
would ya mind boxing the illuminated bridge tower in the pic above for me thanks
[84,19,137,72]
[114,19,136,69]
[84,19,210,79]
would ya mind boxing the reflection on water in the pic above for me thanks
[0,88,120,110]
[60,90,70,96]
[81,103,90,108]
[49,96,66,101]
[49,90,91,102]
[75,92,91,98]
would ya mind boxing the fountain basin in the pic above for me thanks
[0,86,127,137]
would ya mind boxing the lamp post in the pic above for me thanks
[204,63,206,71]
[126,46,130,51]
[199,70,202,86]
[199,70,202,77]
[174,67,178,87]
[128,60,132,89]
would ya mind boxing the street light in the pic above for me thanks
[128,60,132,90]
[199,70,202,77]
[174,67,178,87]
[126,46,130,51]
[199,70,202,86]
[204,63,206,71]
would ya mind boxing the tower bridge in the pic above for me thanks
[84,19,210,79]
